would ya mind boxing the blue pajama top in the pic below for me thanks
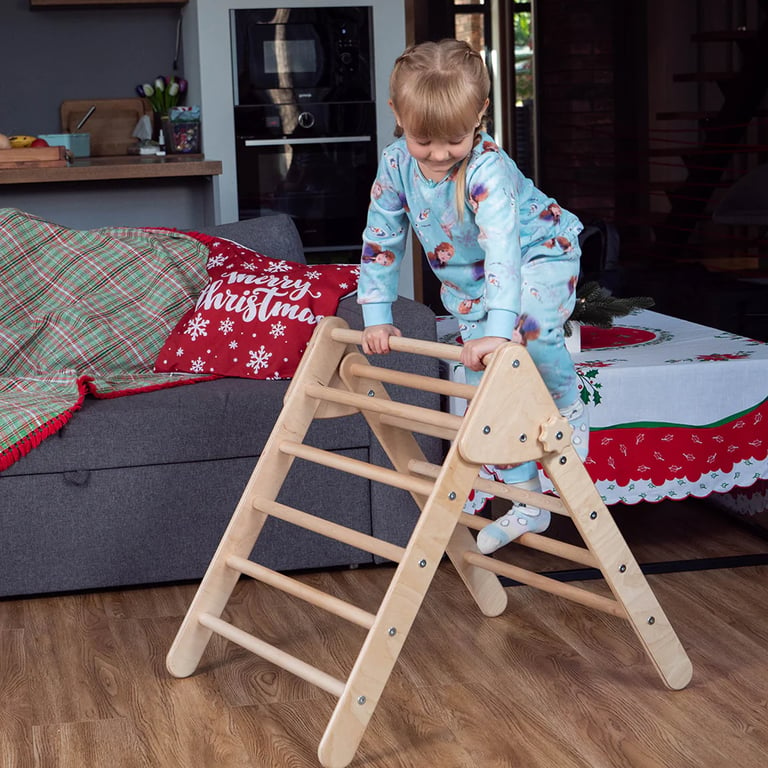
[357,133,583,340]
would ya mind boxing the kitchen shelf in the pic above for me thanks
[0,155,221,185]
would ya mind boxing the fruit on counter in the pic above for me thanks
[30,137,49,147]
[8,135,38,148]
[0,133,11,149]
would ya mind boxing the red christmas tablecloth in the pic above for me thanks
[437,311,768,508]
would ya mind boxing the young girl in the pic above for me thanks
[358,39,589,555]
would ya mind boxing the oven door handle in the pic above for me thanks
[243,135,372,147]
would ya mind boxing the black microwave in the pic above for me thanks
[231,6,374,105]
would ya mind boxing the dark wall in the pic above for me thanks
[536,0,647,230]
[1,0,183,136]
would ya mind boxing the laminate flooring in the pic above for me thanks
[2,499,767,768]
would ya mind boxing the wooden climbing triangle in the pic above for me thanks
[166,316,693,768]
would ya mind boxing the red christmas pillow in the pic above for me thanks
[154,233,359,380]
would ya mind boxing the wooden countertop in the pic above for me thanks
[0,154,222,185]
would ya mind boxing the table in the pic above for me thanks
[437,311,768,511]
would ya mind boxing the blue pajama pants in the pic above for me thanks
[458,243,580,485]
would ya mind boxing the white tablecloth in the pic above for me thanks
[437,311,768,506]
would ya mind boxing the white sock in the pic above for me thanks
[475,477,549,555]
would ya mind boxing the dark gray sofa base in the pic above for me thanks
[1,450,377,597]
[0,215,439,598]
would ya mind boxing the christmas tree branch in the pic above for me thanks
[565,281,655,336]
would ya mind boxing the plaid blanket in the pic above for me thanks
[0,208,215,471]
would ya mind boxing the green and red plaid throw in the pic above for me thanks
[0,208,216,471]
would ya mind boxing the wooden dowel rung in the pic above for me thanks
[379,413,458,441]
[331,326,462,362]
[227,554,376,629]
[462,551,626,618]
[198,613,345,698]
[279,440,435,498]
[305,382,462,433]
[347,361,476,402]
[252,497,405,563]
[408,460,568,516]
[458,515,598,568]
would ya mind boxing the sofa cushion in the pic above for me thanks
[197,213,306,264]
[2,376,371,476]
[154,233,359,380]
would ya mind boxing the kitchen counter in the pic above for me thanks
[0,154,224,231]
[0,154,222,185]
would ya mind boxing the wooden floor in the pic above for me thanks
[2,499,767,768]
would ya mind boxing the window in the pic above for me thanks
[451,0,537,179]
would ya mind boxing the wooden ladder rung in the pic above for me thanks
[408,459,568,516]
[279,440,435,498]
[304,381,462,434]
[252,496,405,563]
[198,612,346,698]
[459,516,599,568]
[226,554,377,629]
[331,326,462,362]
[347,361,476,402]
[380,413,457,441]
[463,551,626,618]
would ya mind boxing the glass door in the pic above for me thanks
[453,0,537,180]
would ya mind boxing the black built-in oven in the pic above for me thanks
[231,7,377,264]
[234,102,377,262]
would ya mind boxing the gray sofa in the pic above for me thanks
[0,214,440,598]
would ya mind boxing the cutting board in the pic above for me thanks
[60,98,153,156]
[0,146,67,169]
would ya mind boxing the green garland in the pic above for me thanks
[565,281,655,336]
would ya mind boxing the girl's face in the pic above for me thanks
[402,129,475,182]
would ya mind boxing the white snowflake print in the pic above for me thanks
[175,346,184,357]
[229,340,238,349]
[339,282,350,290]
[219,318,235,334]
[207,253,226,268]
[266,261,292,273]
[306,270,321,280]
[242,261,259,270]
[246,346,272,372]
[185,313,210,341]
[190,357,206,373]
[270,321,286,338]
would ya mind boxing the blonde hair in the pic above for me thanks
[390,39,490,216]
